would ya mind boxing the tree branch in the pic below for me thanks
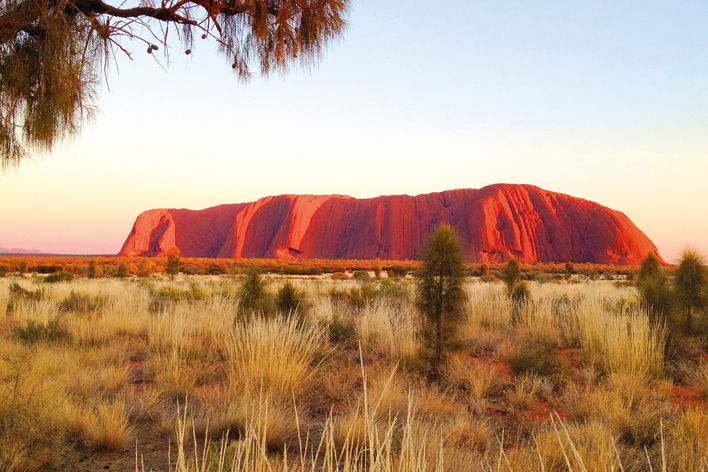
[72,0,197,25]
[0,0,49,43]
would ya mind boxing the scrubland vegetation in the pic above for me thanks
[0,260,706,471]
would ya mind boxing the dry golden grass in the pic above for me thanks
[0,276,705,471]
[573,300,666,379]
[220,316,330,400]
[84,398,133,451]
[449,357,502,399]
[356,299,420,360]
[687,361,708,399]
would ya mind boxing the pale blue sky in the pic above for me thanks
[1,0,707,259]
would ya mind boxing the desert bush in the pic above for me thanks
[352,270,370,281]
[637,253,674,321]
[58,291,107,313]
[0,266,6,277]
[510,281,530,324]
[326,315,357,345]
[501,259,522,291]
[508,341,561,377]
[328,283,378,308]
[564,261,575,276]
[147,283,205,312]
[237,267,272,314]
[115,264,128,278]
[86,260,97,279]
[5,282,43,313]
[32,265,60,274]
[13,318,68,344]
[275,281,305,316]
[378,278,412,301]
[44,271,73,283]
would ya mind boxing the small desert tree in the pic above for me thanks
[564,261,575,277]
[416,224,466,380]
[238,266,271,314]
[374,258,383,280]
[165,253,181,279]
[502,258,528,323]
[637,253,673,321]
[674,249,707,332]
[86,260,96,279]
[502,259,522,291]
[115,264,128,278]
[480,263,490,277]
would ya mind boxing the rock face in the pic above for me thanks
[119,184,662,264]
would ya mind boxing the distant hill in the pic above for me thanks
[0,246,45,255]
[119,184,662,265]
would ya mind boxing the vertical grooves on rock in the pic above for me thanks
[119,184,663,264]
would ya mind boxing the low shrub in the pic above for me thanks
[326,316,356,345]
[44,272,73,284]
[328,283,378,309]
[6,282,43,313]
[275,281,305,316]
[115,264,128,278]
[58,291,107,313]
[237,267,273,314]
[13,318,69,344]
[509,342,561,377]
[352,270,370,281]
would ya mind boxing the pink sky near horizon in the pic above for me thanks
[1,1,707,262]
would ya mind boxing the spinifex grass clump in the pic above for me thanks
[574,300,666,380]
[219,316,330,399]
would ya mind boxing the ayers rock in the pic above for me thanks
[119,184,662,264]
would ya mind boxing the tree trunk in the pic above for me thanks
[686,305,692,333]
[434,268,444,379]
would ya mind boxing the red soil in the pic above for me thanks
[670,385,707,410]
[526,400,572,422]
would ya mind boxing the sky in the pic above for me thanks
[1,0,707,261]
